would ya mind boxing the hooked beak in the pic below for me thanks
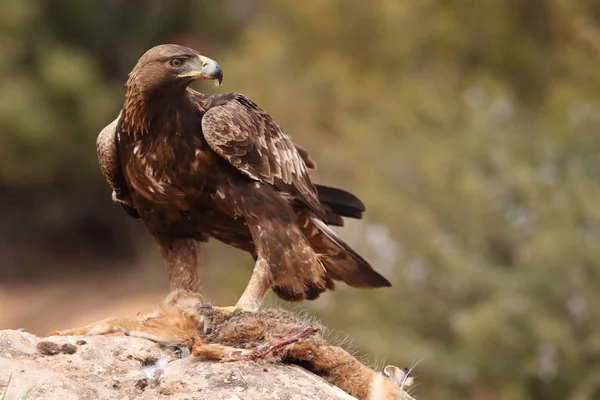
[177,55,223,86]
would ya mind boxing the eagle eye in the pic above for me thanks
[169,58,184,68]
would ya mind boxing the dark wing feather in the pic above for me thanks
[97,114,139,219]
[314,185,365,219]
[200,94,324,217]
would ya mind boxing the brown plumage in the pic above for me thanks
[98,44,391,310]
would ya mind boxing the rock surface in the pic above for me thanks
[0,329,357,400]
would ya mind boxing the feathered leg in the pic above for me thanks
[155,237,201,291]
[210,184,330,314]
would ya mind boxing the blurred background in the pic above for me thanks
[1,0,599,398]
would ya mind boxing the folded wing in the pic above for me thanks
[200,94,324,217]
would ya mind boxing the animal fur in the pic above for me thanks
[49,290,414,399]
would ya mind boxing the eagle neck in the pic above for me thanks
[122,85,191,141]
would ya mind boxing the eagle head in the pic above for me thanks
[122,44,223,136]
[127,44,223,93]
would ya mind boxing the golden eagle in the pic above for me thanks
[97,44,390,311]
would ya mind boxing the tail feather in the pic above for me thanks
[315,185,366,222]
[308,217,392,289]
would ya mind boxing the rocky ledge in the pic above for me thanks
[0,329,359,399]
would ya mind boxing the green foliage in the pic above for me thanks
[216,1,600,398]
[2,1,600,398]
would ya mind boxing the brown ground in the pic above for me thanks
[0,270,165,336]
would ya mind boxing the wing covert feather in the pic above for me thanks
[97,114,140,218]
[96,116,121,192]
[201,94,323,216]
